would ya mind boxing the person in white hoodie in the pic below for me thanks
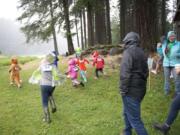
[29,53,65,123]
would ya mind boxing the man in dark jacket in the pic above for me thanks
[120,32,149,135]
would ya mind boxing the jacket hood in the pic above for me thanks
[68,59,76,66]
[167,31,176,38]
[123,32,140,48]
[45,53,55,64]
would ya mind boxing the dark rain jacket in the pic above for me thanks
[120,32,149,101]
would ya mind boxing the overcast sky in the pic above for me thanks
[0,0,19,21]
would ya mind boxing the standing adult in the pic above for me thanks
[120,32,149,135]
[157,31,180,95]
[153,93,180,134]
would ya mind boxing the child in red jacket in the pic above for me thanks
[92,54,105,79]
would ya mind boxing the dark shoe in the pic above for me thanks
[43,107,51,123]
[153,123,170,135]
[73,84,78,88]
[80,82,84,87]
[51,108,57,113]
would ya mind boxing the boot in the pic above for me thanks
[49,96,57,113]
[43,107,51,123]
[153,123,170,135]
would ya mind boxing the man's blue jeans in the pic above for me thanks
[163,67,180,94]
[166,93,180,125]
[122,96,148,135]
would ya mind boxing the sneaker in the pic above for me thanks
[153,123,170,135]
[18,84,21,88]
[151,70,157,74]
[10,82,14,85]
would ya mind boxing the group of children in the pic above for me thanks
[66,49,105,87]
[8,49,105,123]
[8,50,105,89]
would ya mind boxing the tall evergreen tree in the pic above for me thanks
[18,0,60,54]
[61,0,75,54]
[105,0,112,44]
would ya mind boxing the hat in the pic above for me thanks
[68,58,76,65]
[167,31,176,38]
[92,51,99,58]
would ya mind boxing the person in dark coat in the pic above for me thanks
[120,32,149,135]
[153,93,180,135]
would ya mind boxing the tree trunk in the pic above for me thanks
[80,11,84,50]
[73,0,80,47]
[120,0,126,42]
[87,3,94,46]
[50,0,59,54]
[75,15,80,47]
[61,0,74,54]
[95,0,106,45]
[83,8,87,48]
[135,0,158,51]
[161,0,166,35]
[105,0,112,44]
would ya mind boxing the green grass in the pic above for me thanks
[0,56,37,67]
[0,59,179,135]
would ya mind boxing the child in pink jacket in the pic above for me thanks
[66,58,84,87]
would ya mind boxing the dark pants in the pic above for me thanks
[122,96,148,135]
[95,68,103,78]
[40,85,55,108]
[166,93,180,125]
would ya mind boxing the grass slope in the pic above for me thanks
[0,58,179,135]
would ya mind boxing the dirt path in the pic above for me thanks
[21,59,41,70]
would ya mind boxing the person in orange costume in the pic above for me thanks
[76,55,89,83]
[9,57,22,88]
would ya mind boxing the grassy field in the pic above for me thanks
[0,56,37,67]
[0,57,179,135]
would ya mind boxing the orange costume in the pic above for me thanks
[76,58,89,71]
[9,58,22,88]
[76,58,89,83]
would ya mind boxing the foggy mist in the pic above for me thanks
[0,18,69,56]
